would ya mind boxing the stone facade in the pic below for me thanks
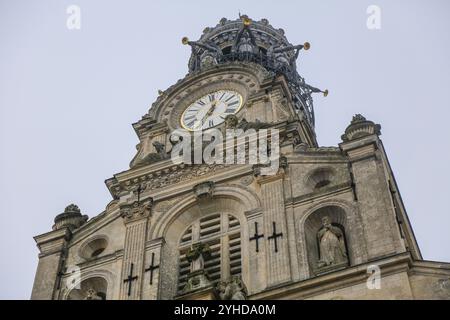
[31,16,450,300]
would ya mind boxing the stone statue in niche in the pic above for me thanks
[215,275,247,300]
[186,242,211,272]
[317,216,348,268]
[84,288,103,300]
[182,242,212,294]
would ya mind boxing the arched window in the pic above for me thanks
[177,213,241,293]
[79,236,108,260]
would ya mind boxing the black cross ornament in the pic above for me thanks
[56,270,64,290]
[267,221,283,253]
[123,263,138,296]
[249,222,264,253]
[136,184,145,203]
[144,252,160,285]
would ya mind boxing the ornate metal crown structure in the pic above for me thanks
[182,15,327,128]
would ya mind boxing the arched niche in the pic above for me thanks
[66,276,107,300]
[304,205,350,276]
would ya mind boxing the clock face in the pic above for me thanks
[181,90,243,131]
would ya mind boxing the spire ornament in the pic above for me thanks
[53,204,88,231]
[182,16,326,129]
[341,114,381,142]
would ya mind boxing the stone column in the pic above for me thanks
[119,198,152,300]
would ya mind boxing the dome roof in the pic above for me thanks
[182,15,327,128]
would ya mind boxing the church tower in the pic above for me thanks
[31,16,449,300]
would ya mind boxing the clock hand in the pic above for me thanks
[199,101,217,127]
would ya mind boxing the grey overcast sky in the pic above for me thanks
[1,0,449,299]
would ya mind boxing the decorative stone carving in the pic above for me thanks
[215,275,247,300]
[341,114,381,142]
[193,181,215,199]
[240,175,254,186]
[107,163,228,199]
[224,114,239,129]
[182,243,212,294]
[120,198,153,223]
[237,118,271,130]
[133,141,169,168]
[186,242,211,269]
[53,204,88,231]
[84,288,103,300]
[317,216,348,269]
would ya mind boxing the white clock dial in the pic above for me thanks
[181,90,243,131]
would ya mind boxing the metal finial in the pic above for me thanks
[181,37,189,45]
[323,89,329,97]
[243,17,251,26]
[303,42,311,50]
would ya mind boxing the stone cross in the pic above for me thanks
[249,221,264,253]
[56,270,64,290]
[144,252,160,285]
[135,184,145,203]
[267,221,283,253]
[123,263,138,297]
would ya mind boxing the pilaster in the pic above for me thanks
[119,198,153,300]
[256,170,292,287]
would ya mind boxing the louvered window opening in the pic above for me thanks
[178,213,241,292]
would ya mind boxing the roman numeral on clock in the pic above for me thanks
[186,120,196,127]
[225,95,235,102]
[184,115,196,122]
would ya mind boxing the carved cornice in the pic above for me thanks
[295,145,342,154]
[34,228,72,255]
[106,163,228,199]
